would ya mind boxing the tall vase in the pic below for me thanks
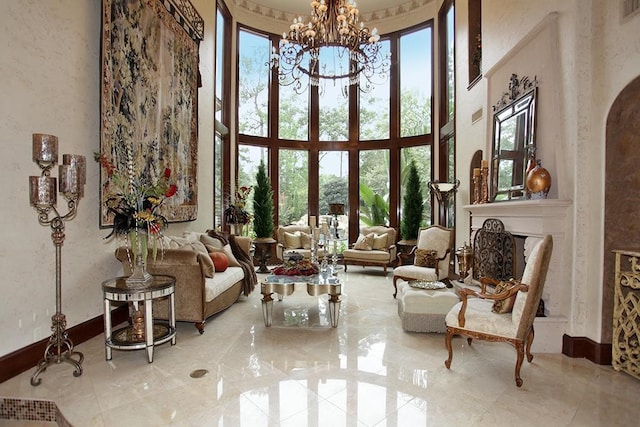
[126,229,153,288]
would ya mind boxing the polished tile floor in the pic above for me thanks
[2,269,640,426]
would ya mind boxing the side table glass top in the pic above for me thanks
[102,274,176,297]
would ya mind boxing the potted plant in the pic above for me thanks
[399,160,424,261]
[252,159,276,272]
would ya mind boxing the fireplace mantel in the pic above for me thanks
[463,199,572,352]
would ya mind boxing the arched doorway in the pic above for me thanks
[603,75,640,343]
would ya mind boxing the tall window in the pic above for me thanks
[438,0,456,228]
[235,21,434,242]
[400,28,433,137]
[214,2,231,228]
[238,29,270,137]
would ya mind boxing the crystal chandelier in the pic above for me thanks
[270,0,391,95]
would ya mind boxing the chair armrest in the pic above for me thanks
[479,276,501,293]
[455,283,529,327]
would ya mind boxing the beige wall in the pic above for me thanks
[454,0,640,341]
[0,0,216,357]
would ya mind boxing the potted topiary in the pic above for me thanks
[252,159,276,273]
[398,160,424,263]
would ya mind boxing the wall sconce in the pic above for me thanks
[28,133,85,386]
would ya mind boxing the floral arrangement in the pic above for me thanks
[224,185,252,224]
[94,149,177,239]
[271,259,319,276]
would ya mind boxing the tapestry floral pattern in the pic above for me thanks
[100,0,200,226]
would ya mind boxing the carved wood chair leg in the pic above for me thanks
[525,328,535,362]
[444,329,453,369]
[515,342,525,387]
[195,321,205,334]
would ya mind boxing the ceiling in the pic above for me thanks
[238,1,413,16]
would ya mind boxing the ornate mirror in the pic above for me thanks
[491,74,538,201]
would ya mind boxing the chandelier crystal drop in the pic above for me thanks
[270,0,391,95]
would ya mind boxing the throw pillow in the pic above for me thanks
[300,232,312,249]
[492,279,520,314]
[372,233,388,250]
[284,231,302,249]
[209,244,241,267]
[173,241,215,278]
[353,233,374,250]
[209,252,229,272]
[414,248,439,268]
[200,233,224,251]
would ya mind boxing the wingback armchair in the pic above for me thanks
[444,235,553,387]
[342,226,397,274]
[392,225,454,298]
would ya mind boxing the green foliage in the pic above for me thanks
[252,159,274,238]
[278,150,308,224]
[400,160,424,241]
[319,175,348,215]
[359,183,389,226]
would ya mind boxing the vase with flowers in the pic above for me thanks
[95,148,177,287]
[224,185,252,235]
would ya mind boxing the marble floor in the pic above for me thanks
[1,269,640,426]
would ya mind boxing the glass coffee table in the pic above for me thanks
[260,272,342,328]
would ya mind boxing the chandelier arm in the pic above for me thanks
[269,0,389,95]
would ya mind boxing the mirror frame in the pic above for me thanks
[490,74,539,201]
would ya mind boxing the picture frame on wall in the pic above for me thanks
[99,0,203,227]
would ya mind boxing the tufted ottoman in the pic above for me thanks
[396,279,460,333]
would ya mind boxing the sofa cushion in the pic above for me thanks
[372,233,388,250]
[343,248,390,261]
[300,232,312,249]
[210,252,229,272]
[204,266,244,302]
[353,233,374,250]
[284,231,302,249]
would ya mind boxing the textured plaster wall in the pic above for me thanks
[0,0,216,357]
[455,0,640,342]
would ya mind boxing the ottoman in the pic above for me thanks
[397,279,460,333]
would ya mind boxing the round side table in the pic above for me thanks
[102,274,176,363]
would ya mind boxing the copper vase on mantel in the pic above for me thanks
[526,159,551,200]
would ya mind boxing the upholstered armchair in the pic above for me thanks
[276,224,313,261]
[392,225,454,298]
[342,226,397,274]
[444,235,553,387]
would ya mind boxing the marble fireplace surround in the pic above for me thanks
[464,199,572,353]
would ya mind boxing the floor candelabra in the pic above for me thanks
[28,133,85,386]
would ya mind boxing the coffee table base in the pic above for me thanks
[261,280,341,328]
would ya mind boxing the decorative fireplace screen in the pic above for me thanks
[472,218,516,281]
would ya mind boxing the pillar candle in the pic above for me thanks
[322,222,329,236]
[481,159,488,169]
[59,164,80,194]
[473,167,481,177]
[32,134,58,164]
[63,154,86,184]
[29,176,56,207]
[313,227,320,239]
[309,215,316,227]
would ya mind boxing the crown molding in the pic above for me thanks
[231,0,433,26]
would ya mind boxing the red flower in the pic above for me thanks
[164,167,172,178]
[165,184,178,198]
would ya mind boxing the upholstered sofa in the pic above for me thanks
[115,231,257,334]
[342,226,397,274]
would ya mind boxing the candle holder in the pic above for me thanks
[28,133,85,386]
[480,166,489,203]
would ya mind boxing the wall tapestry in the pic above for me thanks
[100,0,203,227]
